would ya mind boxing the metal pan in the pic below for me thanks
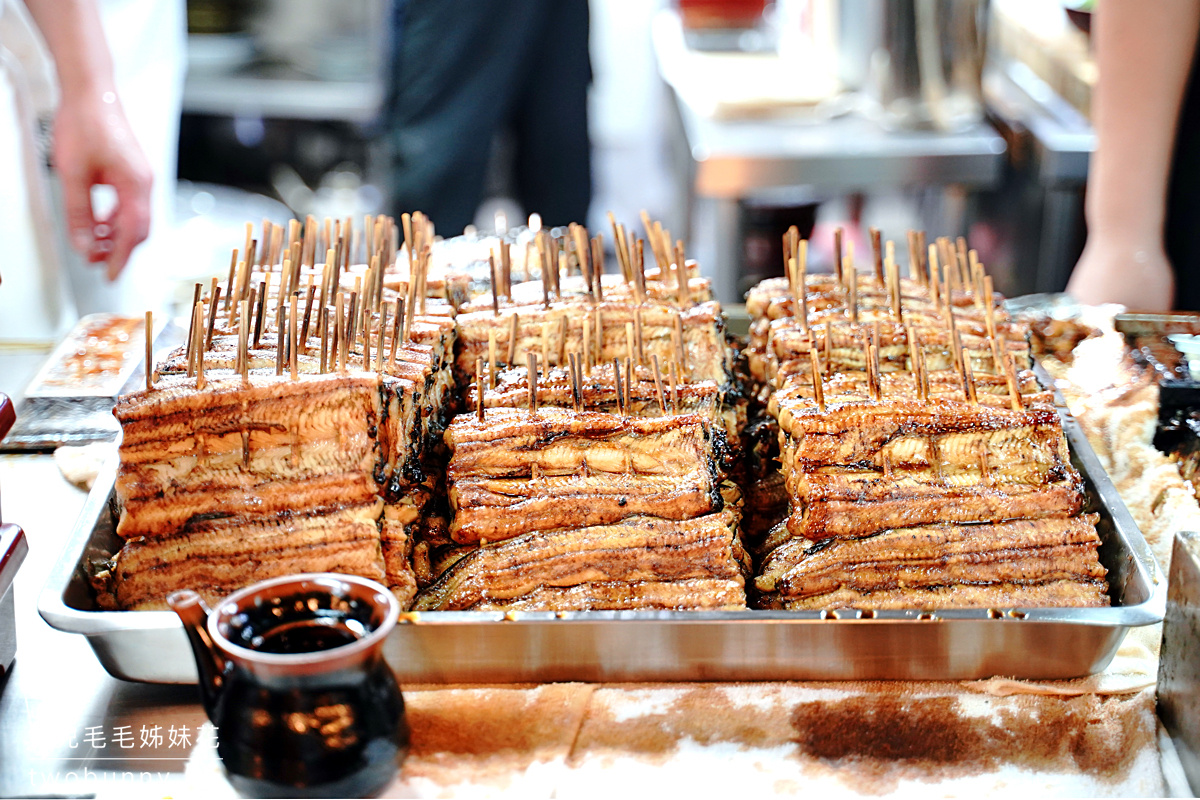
[38,408,1166,684]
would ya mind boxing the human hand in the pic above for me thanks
[1065,238,1174,311]
[52,89,152,280]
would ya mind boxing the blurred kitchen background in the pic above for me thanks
[11,0,1099,330]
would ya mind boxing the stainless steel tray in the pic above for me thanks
[39,406,1166,684]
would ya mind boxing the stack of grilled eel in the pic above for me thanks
[100,216,458,610]
[412,405,750,611]
[745,231,1108,610]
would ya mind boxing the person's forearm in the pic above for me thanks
[1086,1,1200,240]
[22,0,116,102]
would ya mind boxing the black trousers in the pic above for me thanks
[1167,33,1200,310]
[387,0,593,235]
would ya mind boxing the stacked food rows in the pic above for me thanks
[413,227,750,608]
[101,214,754,612]
[100,215,459,609]
[743,231,1109,609]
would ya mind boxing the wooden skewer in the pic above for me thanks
[489,253,500,316]
[947,303,963,374]
[185,282,201,373]
[674,314,686,375]
[523,240,534,283]
[651,354,667,413]
[362,305,372,372]
[389,299,403,369]
[318,307,329,374]
[224,249,238,312]
[956,236,970,288]
[983,275,997,344]
[143,311,154,391]
[540,321,550,369]
[1003,351,1023,411]
[595,308,605,367]
[962,354,978,404]
[978,440,991,485]
[346,291,359,354]
[886,248,902,319]
[527,352,539,414]
[915,230,928,282]
[299,284,317,352]
[501,240,512,298]
[237,300,250,380]
[557,315,569,366]
[809,348,825,410]
[907,330,925,403]
[823,324,833,376]
[870,227,884,283]
[591,236,605,302]
[488,329,498,389]
[507,313,519,365]
[668,360,679,414]
[253,281,267,349]
[927,243,941,309]
[625,358,634,417]
[833,226,844,285]
[336,292,347,373]
[906,231,924,286]
[476,357,486,422]
[675,241,690,306]
[788,257,807,334]
[289,292,299,380]
[275,302,286,377]
[846,258,858,324]
[375,302,388,373]
[612,358,624,415]
[634,307,645,365]
[329,306,341,373]
[205,287,222,350]
[625,321,636,365]
[868,343,882,402]
[192,302,207,390]
[582,315,592,374]
[918,347,930,404]
[634,239,647,304]
[568,352,582,413]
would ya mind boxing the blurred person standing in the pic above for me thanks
[386,0,592,234]
[0,0,183,344]
[1066,1,1200,310]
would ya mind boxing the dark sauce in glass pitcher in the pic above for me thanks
[169,575,409,799]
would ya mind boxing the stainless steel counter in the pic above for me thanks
[0,455,205,797]
[652,9,1008,304]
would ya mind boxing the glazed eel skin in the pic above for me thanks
[413,507,748,611]
[756,515,1106,598]
[444,408,728,543]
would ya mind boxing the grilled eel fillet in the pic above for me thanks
[783,470,1083,540]
[109,499,387,610]
[412,507,748,611]
[766,318,1032,377]
[759,580,1109,610]
[472,366,745,453]
[469,578,746,611]
[772,396,1070,471]
[756,515,1105,599]
[745,275,1011,322]
[454,300,730,384]
[769,369,1052,412]
[447,408,728,478]
[114,373,387,539]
